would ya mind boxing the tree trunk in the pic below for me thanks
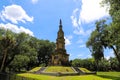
[95,60,99,71]
[0,49,7,72]
[111,46,120,65]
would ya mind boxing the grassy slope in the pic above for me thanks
[18,73,111,80]
[97,72,120,80]
[44,66,74,73]
[79,68,91,73]
[16,67,120,80]
[28,67,41,73]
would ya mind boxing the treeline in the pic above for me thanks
[0,28,55,72]
[71,57,119,71]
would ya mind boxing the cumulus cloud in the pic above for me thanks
[0,23,34,36]
[64,35,73,46]
[71,0,109,35]
[31,0,39,4]
[80,0,109,23]
[0,4,33,24]
[71,8,93,36]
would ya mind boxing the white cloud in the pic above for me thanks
[0,4,33,24]
[73,26,93,36]
[71,8,79,27]
[73,27,84,35]
[71,0,109,35]
[80,0,109,23]
[31,0,38,4]
[64,35,73,46]
[79,44,85,48]
[71,8,93,36]
[0,23,34,36]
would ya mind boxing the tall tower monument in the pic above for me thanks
[51,19,69,66]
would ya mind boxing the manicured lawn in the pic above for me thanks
[97,72,120,80]
[79,68,91,73]
[28,67,41,73]
[17,73,111,80]
[13,71,120,80]
[44,66,75,73]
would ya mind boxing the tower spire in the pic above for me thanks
[60,19,62,25]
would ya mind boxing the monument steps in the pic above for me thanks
[73,67,85,74]
[30,66,96,76]
[34,67,46,74]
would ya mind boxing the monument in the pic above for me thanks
[51,19,69,66]
[33,20,96,76]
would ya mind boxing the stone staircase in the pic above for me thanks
[35,67,46,74]
[73,67,96,75]
[33,67,96,76]
[73,67,85,74]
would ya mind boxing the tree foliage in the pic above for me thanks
[72,57,119,71]
[86,20,107,70]
[0,29,17,72]
[101,0,120,63]
[86,0,120,67]
[0,28,55,72]
[37,40,55,66]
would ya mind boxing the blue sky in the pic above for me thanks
[0,0,114,60]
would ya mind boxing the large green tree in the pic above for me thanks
[72,58,96,71]
[37,40,55,66]
[0,28,55,72]
[0,29,17,72]
[86,20,106,70]
[101,0,120,63]
[9,55,30,72]
[109,57,119,71]
[86,0,120,66]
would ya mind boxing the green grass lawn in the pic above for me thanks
[17,73,111,80]
[16,72,120,80]
[28,67,41,73]
[44,66,75,73]
[97,72,120,80]
[79,68,91,73]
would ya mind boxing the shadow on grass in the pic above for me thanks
[97,75,120,80]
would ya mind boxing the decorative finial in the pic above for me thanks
[60,19,62,25]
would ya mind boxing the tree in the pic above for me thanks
[0,28,36,72]
[71,58,96,71]
[37,40,55,66]
[0,29,16,72]
[8,33,38,71]
[101,0,120,64]
[0,28,56,72]
[9,55,30,72]
[86,20,107,70]
[109,57,119,71]
[25,37,38,70]
[72,59,82,67]
[97,58,110,71]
